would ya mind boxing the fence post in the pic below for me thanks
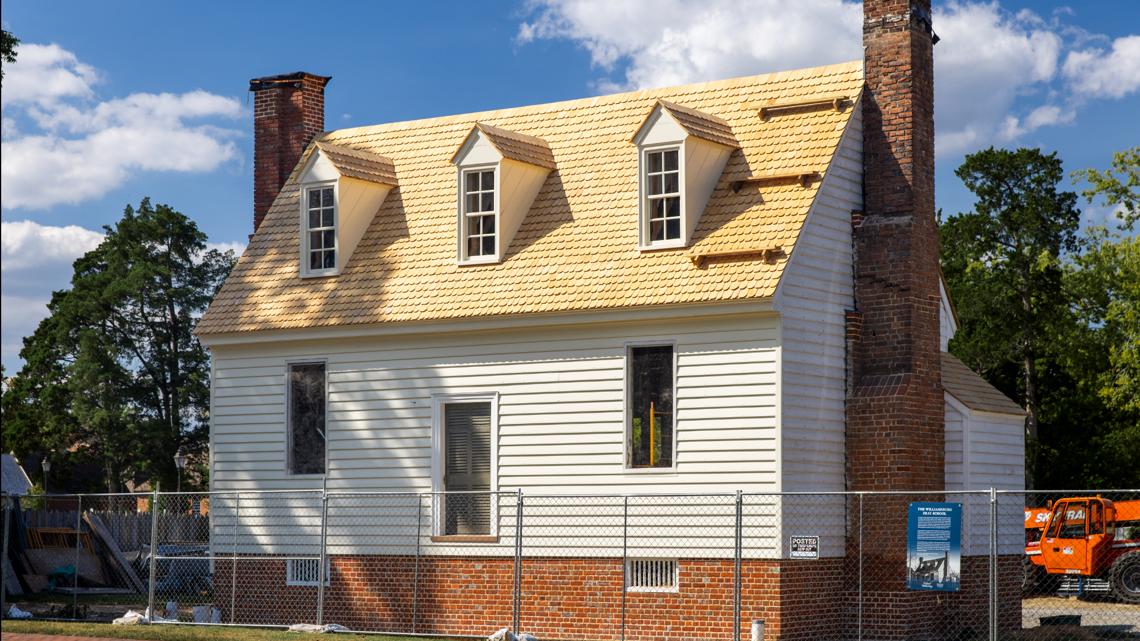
[621,495,628,641]
[1,494,10,619]
[989,487,998,641]
[857,493,863,641]
[734,491,742,641]
[72,494,82,618]
[412,492,424,634]
[147,485,159,623]
[513,490,524,635]
[316,490,329,625]
[230,494,240,624]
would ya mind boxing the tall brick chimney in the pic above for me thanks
[249,72,331,233]
[847,1,944,638]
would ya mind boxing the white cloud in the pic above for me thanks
[519,0,861,92]
[1,220,104,271]
[0,221,106,369]
[0,43,244,210]
[518,0,1136,158]
[1,294,52,367]
[206,240,246,256]
[1,43,99,108]
[1062,35,1140,99]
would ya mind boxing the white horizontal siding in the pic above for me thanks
[776,101,861,493]
[772,100,862,557]
[944,393,1025,555]
[210,312,783,557]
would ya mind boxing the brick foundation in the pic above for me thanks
[212,554,1017,641]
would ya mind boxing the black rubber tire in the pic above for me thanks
[1023,557,1060,596]
[1109,550,1140,604]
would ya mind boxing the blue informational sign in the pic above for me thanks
[906,502,961,592]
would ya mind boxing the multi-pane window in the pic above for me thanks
[288,363,326,475]
[644,149,681,243]
[463,169,496,259]
[628,345,674,468]
[306,186,336,272]
[442,402,492,535]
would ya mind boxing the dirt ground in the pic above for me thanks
[1022,596,1140,636]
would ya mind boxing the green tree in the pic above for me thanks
[1,199,235,492]
[1057,231,1140,487]
[941,148,1081,486]
[1073,147,1140,231]
[1,29,17,85]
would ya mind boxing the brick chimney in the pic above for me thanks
[846,1,944,636]
[249,72,331,233]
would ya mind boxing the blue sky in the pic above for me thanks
[2,0,1138,370]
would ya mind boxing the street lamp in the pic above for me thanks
[174,447,187,493]
[40,456,51,495]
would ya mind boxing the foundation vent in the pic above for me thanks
[625,558,679,592]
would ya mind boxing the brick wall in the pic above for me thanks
[250,72,330,233]
[212,554,1013,640]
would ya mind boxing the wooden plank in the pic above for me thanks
[83,512,146,594]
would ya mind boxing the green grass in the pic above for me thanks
[1,620,457,641]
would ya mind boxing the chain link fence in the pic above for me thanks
[3,489,1138,640]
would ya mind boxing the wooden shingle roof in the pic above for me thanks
[314,141,397,185]
[455,123,556,169]
[654,99,739,148]
[197,61,864,335]
[942,352,1025,415]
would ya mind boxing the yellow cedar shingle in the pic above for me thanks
[197,61,863,335]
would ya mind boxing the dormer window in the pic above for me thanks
[304,185,337,273]
[451,123,555,265]
[645,148,681,243]
[631,100,739,250]
[462,168,498,260]
[296,141,397,278]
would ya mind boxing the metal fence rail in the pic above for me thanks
[2,488,1138,640]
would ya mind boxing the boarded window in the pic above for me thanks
[289,363,326,475]
[628,345,674,468]
[443,402,492,535]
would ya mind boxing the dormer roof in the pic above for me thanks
[313,141,398,185]
[451,122,556,169]
[631,99,739,148]
[197,60,864,336]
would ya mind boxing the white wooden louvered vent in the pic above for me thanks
[625,558,679,592]
[286,558,330,586]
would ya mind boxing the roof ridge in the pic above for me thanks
[321,60,862,139]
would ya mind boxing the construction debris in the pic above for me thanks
[7,605,33,620]
[287,623,352,633]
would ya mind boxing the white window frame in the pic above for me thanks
[622,340,679,474]
[457,165,500,265]
[299,180,339,277]
[638,144,686,250]
[625,558,680,593]
[285,557,330,587]
[430,392,500,538]
[285,360,328,477]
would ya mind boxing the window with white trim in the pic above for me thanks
[303,185,337,274]
[286,558,330,586]
[441,401,492,535]
[625,558,678,592]
[643,148,681,245]
[461,169,497,260]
